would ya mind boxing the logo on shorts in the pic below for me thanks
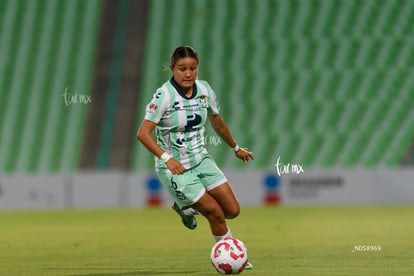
[176,191,187,200]
[171,178,187,200]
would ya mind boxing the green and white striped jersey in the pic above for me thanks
[144,78,220,171]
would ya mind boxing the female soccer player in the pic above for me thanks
[137,46,254,268]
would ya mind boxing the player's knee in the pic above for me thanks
[225,205,240,219]
[205,208,226,224]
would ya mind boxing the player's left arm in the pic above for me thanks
[208,114,254,163]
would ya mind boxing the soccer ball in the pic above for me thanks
[210,238,249,274]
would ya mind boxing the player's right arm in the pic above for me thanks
[136,119,164,159]
[136,120,186,174]
[137,88,186,174]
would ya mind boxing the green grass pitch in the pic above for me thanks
[0,205,413,275]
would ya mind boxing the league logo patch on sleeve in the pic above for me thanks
[147,102,158,113]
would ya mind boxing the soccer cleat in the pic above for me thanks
[245,262,253,270]
[172,202,197,230]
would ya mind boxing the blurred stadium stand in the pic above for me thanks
[79,0,148,170]
[0,0,414,174]
[0,0,101,172]
[132,0,414,170]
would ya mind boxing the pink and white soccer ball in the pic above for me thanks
[210,237,249,274]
